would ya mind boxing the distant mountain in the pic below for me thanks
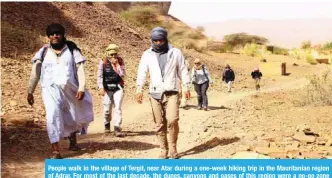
[191,18,332,48]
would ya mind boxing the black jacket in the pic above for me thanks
[222,68,235,82]
[251,71,262,79]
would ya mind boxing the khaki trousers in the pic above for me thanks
[149,91,180,136]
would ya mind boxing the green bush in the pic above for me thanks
[290,48,303,60]
[322,41,332,50]
[223,33,268,49]
[304,50,317,65]
[120,5,162,30]
[272,46,289,55]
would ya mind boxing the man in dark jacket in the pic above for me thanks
[222,64,235,92]
[251,67,262,91]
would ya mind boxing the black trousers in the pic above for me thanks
[194,81,209,107]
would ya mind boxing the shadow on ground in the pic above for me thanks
[179,136,240,158]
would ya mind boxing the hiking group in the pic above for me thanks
[27,23,263,159]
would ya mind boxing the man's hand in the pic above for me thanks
[27,94,34,106]
[136,93,143,104]
[99,88,105,96]
[185,91,191,100]
[76,91,85,100]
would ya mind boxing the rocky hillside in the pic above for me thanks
[2,3,149,105]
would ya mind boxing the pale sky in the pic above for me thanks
[168,1,332,24]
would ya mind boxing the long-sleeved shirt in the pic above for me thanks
[251,71,262,79]
[136,44,190,99]
[28,45,86,94]
[222,68,235,82]
[97,59,126,89]
[191,65,213,85]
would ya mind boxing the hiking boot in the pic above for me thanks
[197,106,202,110]
[114,126,125,137]
[203,106,208,111]
[105,123,111,133]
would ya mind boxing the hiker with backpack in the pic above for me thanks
[191,58,213,111]
[222,64,235,92]
[135,27,191,159]
[97,44,126,137]
[251,67,263,91]
[27,23,94,159]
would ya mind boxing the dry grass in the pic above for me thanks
[293,69,332,106]
[120,5,208,53]
[120,5,162,30]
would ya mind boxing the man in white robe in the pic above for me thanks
[27,23,94,159]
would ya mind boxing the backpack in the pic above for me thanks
[193,65,209,83]
[102,60,122,92]
[40,40,80,62]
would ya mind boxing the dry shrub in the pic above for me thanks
[171,39,205,53]
[120,5,162,30]
[293,69,332,106]
[272,46,289,55]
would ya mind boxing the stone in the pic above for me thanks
[292,133,316,143]
[232,151,270,159]
[296,125,310,132]
[237,145,251,152]
[316,137,328,145]
[286,142,300,151]
[269,142,278,148]
[9,100,18,107]
[300,151,324,159]
[268,152,288,159]
[255,147,282,155]
[287,150,300,159]
[303,129,319,137]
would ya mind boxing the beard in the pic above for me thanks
[51,41,65,50]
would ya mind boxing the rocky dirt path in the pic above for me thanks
[1,74,323,178]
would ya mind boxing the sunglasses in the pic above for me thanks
[109,53,117,57]
[49,32,63,37]
[194,62,201,65]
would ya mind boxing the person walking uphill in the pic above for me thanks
[97,44,126,137]
[191,58,213,111]
[135,27,191,159]
[27,23,94,159]
[251,67,263,91]
[222,64,235,92]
